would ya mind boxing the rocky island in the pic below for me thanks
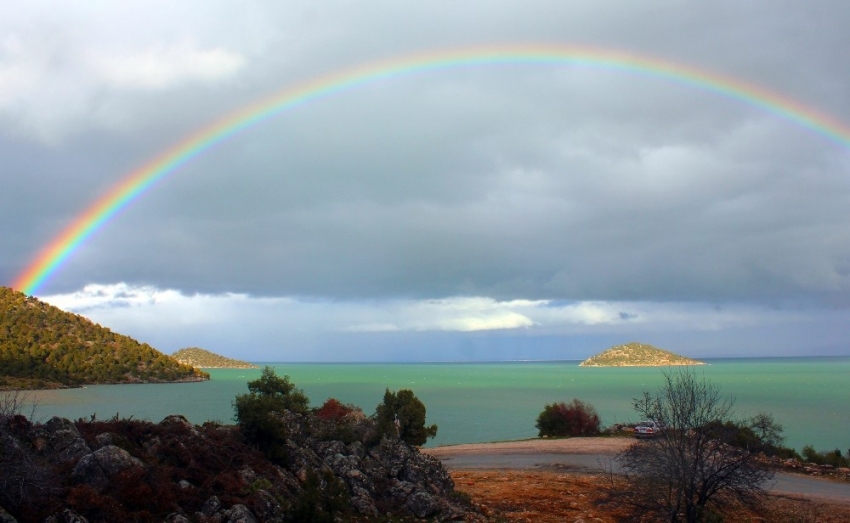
[579,342,704,367]
[172,347,258,369]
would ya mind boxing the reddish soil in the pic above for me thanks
[425,438,850,522]
[451,469,850,523]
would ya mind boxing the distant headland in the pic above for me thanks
[579,342,704,367]
[172,347,258,369]
[0,286,208,389]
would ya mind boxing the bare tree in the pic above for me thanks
[0,389,56,513]
[0,389,37,421]
[615,368,773,522]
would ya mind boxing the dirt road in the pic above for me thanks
[423,437,850,504]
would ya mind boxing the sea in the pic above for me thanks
[27,357,850,453]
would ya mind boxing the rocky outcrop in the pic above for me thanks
[0,411,486,522]
[30,417,91,464]
[70,445,145,491]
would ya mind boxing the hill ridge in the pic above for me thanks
[0,286,208,389]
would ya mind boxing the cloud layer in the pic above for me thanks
[3,1,850,359]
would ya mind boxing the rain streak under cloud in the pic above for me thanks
[2,1,850,361]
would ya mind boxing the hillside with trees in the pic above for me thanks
[0,287,208,389]
[579,342,704,367]
[172,347,258,368]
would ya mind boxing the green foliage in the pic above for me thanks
[374,388,437,446]
[703,420,762,450]
[535,399,601,437]
[232,367,309,463]
[702,412,802,460]
[0,287,208,388]
[286,469,350,523]
[801,445,850,468]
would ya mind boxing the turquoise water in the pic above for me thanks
[30,357,850,452]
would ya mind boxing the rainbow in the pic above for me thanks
[12,43,850,295]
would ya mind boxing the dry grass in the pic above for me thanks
[451,469,850,523]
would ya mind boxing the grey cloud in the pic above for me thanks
[4,1,850,311]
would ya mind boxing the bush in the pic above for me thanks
[535,399,600,437]
[374,389,437,446]
[801,445,850,468]
[314,398,354,422]
[286,469,350,523]
[232,367,309,463]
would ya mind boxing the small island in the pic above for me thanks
[579,342,704,367]
[172,347,258,369]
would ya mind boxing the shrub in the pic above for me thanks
[374,389,437,446]
[286,469,350,523]
[703,420,762,450]
[801,445,850,468]
[232,367,309,463]
[314,398,354,422]
[535,399,600,437]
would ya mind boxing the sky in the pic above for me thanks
[2,1,850,361]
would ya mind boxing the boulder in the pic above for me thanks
[224,504,258,523]
[42,509,89,523]
[0,505,18,523]
[200,496,222,516]
[31,417,90,464]
[405,490,444,518]
[71,445,144,491]
[159,415,200,437]
[249,489,285,522]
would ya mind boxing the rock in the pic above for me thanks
[347,440,366,458]
[250,490,285,522]
[71,445,144,491]
[350,495,379,517]
[224,504,258,523]
[163,514,190,523]
[42,509,89,523]
[405,490,443,518]
[238,466,258,485]
[0,505,18,523]
[94,433,114,449]
[159,415,200,437]
[32,417,91,464]
[200,496,222,516]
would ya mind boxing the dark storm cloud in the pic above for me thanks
[3,1,850,308]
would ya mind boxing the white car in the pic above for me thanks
[634,420,663,438]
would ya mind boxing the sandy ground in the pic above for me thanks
[423,436,630,458]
